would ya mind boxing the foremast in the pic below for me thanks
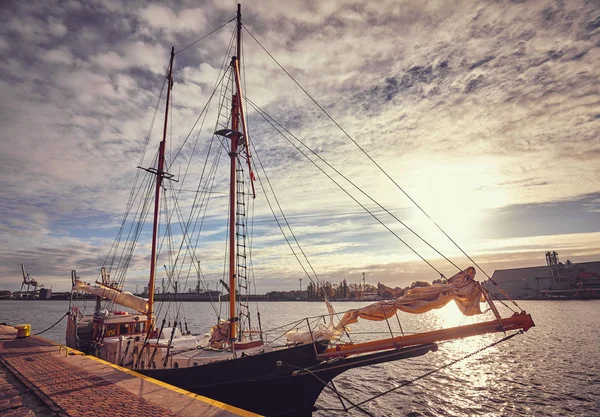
[147,47,175,330]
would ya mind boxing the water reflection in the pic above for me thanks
[1,299,598,416]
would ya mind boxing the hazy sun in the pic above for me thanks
[400,157,509,244]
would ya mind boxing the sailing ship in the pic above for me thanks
[66,5,535,416]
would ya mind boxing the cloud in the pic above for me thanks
[0,36,9,51]
[90,51,129,70]
[42,48,74,65]
[120,41,170,74]
[3,14,70,44]
[47,17,68,38]
[138,4,208,39]
[480,192,600,239]
[0,0,599,295]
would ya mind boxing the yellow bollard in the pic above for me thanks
[14,324,31,338]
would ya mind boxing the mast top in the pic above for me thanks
[236,4,242,59]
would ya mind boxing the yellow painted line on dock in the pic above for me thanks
[64,345,261,417]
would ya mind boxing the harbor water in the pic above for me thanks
[1,299,598,416]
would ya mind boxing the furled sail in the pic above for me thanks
[208,319,230,349]
[286,267,485,344]
[336,267,483,327]
[73,280,148,313]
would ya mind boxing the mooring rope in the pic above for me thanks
[33,312,69,336]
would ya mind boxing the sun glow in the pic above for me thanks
[435,302,471,328]
[401,157,509,243]
[432,302,491,354]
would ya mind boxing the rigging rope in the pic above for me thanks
[247,99,446,278]
[102,69,168,294]
[249,141,323,287]
[166,69,230,169]
[175,18,236,56]
[164,66,232,315]
[243,26,523,311]
[282,360,375,417]
[240,26,264,332]
[320,331,524,414]
[161,27,239,319]
[168,25,235,170]
[102,27,237,322]
[247,96,461,273]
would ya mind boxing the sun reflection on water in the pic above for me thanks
[427,302,500,394]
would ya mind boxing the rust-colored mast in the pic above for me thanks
[147,46,175,330]
[226,4,243,342]
[228,96,240,342]
[225,3,256,343]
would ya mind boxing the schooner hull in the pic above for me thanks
[139,341,438,417]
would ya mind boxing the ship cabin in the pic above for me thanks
[92,312,149,339]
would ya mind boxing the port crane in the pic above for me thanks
[19,263,40,299]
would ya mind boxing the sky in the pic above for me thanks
[0,0,599,294]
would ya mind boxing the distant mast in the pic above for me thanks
[147,46,175,329]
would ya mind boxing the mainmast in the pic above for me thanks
[147,46,175,330]
[224,4,256,343]
[228,92,240,342]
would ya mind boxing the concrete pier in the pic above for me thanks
[0,325,260,417]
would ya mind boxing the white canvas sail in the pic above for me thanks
[74,280,148,313]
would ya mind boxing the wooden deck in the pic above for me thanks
[0,325,261,417]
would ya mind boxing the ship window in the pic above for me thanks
[173,362,179,369]
[106,324,117,337]
[119,323,130,335]
[134,322,146,333]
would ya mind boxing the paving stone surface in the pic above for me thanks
[0,326,255,417]
[0,359,54,417]
[0,335,175,416]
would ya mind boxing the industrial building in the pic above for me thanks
[484,252,600,299]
